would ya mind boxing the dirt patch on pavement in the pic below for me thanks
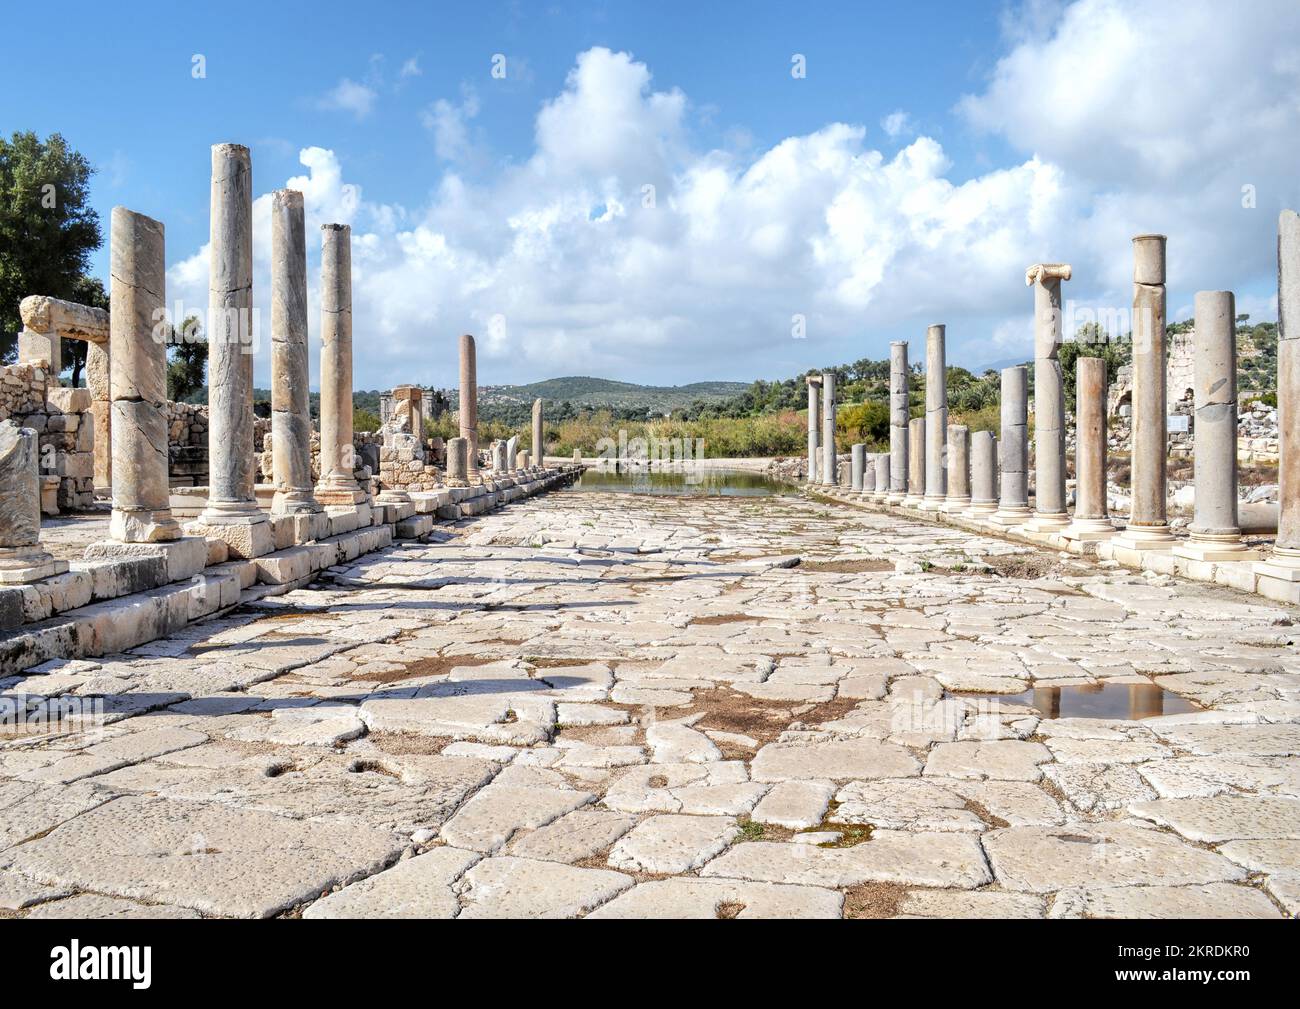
[353,655,499,684]
[843,881,908,919]
[682,688,862,750]
[366,731,453,756]
[978,553,1060,579]
[798,559,896,573]
[690,614,756,626]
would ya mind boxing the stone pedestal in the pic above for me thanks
[532,399,545,469]
[992,366,1031,526]
[460,334,479,477]
[314,223,367,507]
[106,207,181,544]
[270,189,323,519]
[0,421,67,583]
[903,417,925,507]
[821,372,837,486]
[806,376,821,484]
[190,144,273,559]
[942,423,970,513]
[1025,264,1071,532]
[1113,234,1175,552]
[889,342,908,502]
[1173,291,1257,562]
[850,443,865,491]
[966,431,998,517]
[921,325,947,510]
[1065,356,1115,541]
[872,453,890,500]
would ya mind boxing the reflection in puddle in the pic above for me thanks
[957,682,1201,720]
[572,467,796,497]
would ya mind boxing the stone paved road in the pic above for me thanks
[2,490,1298,918]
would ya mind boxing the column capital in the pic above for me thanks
[1024,263,1072,286]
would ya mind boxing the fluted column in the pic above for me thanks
[872,453,890,500]
[966,431,998,517]
[460,334,479,479]
[315,224,366,506]
[806,376,820,484]
[0,421,66,583]
[1175,291,1256,561]
[850,444,865,492]
[192,144,272,557]
[921,325,947,509]
[532,398,544,468]
[270,190,320,516]
[903,417,925,507]
[1065,356,1114,541]
[1114,234,1175,551]
[942,424,970,512]
[889,342,908,501]
[992,366,1031,525]
[1026,264,1071,531]
[107,207,180,543]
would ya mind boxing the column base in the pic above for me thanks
[1062,517,1117,542]
[1025,511,1071,533]
[1174,536,1261,562]
[1111,524,1176,553]
[919,494,946,512]
[314,484,369,506]
[109,508,182,544]
[187,505,275,560]
[964,501,998,519]
[941,496,972,514]
[887,490,906,504]
[901,494,924,508]
[989,506,1031,527]
[271,489,323,515]
[0,546,68,585]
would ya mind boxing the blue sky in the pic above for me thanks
[4,0,1298,390]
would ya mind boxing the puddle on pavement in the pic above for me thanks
[954,682,1201,720]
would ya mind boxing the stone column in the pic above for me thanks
[446,436,468,485]
[966,431,998,517]
[903,417,925,507]
[863,452,877,495]
[942,424,970,512]
[506,435,519,473]
[922,324,947,509]
[872,453,890,500]
[315,224,366,507]
[1257,211,1300,595]
[1114,234,1175,551]
[193,144,272,558]
[1026,264,1072,532]
[992,366,1031,525]
[850,444,865,491]
[0,420,67,583]
[107,207,180,544]
[806,376,821,483]
[532,399,544,468]
[889,342,908,501]
[86,341,111,491]
[269,190,320,517]
[1175,291,1256,561]
[1065,356,1115,541]
[459,334,479,478]
[821,372,837,486]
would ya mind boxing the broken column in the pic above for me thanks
[872,453,890,500]
[850,443,865,491]
[1113,234,1175,553]
[315,223,367,509]
[191,144,273,558]
[889,342,908,502]
[992,366,1030,526]
[806,376,821,484]
[446,436,468,485]
[1065,356,1115,541]
[106,207,181,544]
[1026,264,1071,532]
[966,430,998,517]
[506,435,519,474]
[532,399,544,468]
[821,372,837,486]
[0,420,67,583]
[863,452,877,495]
[269,189,323,521]
[943,423,970,512]
[922,325,947,510]
[1175,291,1256,561]
[903,417,925,507]
[460,334,479,479]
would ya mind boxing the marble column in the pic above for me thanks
[0,421,67,583]
[806,376,821,483]
[1175,291,1256,561]
[269,189,320,517]
[194,144,272,557]
[506,435,519,474]
[106,207,181,544]
[1113,234,1175,551]
[966,431,998,517]
[460,334,479,479]
[921,325,947,510]
[1065,356,1115,541]
[850,444,865,491]
[903,417,925,507]
[532,399,544,468]
[872,453,890,500]
[942,424,970,512]
[992,366,1031,525]
[446,436,468,485]
[889,342,908,501]
[821,372,837,486]
[1026,264,1072,531]
[315,224,366,506]
[1256,211,1300,592]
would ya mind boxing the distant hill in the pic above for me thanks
[480,375,749,416]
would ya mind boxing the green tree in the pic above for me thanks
[166,315,207,402]
[0,132,102,361]
[1061,324,1126,416]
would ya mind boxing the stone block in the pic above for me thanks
[253,546,318,586]
[183,518,275,560]
[83,536,207,584]
[395,514,434,539]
